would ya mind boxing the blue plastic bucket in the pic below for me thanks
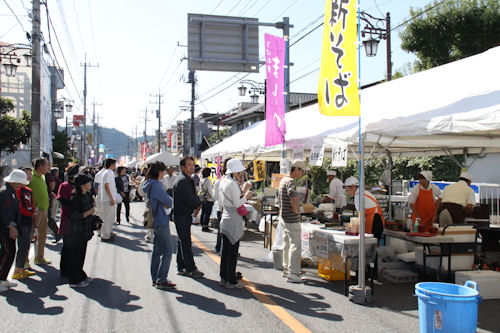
[415,281,481,333]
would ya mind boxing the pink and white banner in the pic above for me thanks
[264,33,286,147]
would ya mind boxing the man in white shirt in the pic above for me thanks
[322,170,346,211]
[93,163,106,219]
[99,158,119,242]
[435,172,476,226]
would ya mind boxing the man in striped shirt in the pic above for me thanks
[278,160,308,283]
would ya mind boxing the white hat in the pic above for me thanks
[3,169,29,185]
[327,170,336,176]
[460,171,472,181]
[291,159,310,171]
[419,171,432,181]
[225,159,246,174]
[344,176,359,187]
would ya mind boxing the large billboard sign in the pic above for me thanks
[188,14,260,73]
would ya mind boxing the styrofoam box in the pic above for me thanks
[455,270,500,299]
[415,246,474,272]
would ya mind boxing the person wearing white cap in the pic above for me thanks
[408,171,441,231]
[435,171,475,226]
[322,170,346,211]
[344,176,385,240]
[0,169,26,291]
[218,159,253,288]
[278,159,309,283]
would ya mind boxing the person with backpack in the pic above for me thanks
[199,167,215,232]
[143,162,175,289]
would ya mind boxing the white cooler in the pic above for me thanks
[455,270,500,300]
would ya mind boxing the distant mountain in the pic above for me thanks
[57,126,154,159]
[99,127,153,158]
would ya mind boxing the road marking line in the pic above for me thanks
[192,235,312,333]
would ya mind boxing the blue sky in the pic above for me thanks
[0,0,435,138]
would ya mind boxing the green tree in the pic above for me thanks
[0,96,31,158]
[400,0,500,70]
[52,129,72,166]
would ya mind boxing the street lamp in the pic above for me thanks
[0,44,32,78]
[237,79,266,102]
[360,11,392,81]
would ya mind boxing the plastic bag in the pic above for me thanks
[271,217,284,251]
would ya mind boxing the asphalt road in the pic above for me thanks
[1,201,498,332]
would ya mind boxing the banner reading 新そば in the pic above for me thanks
[318,0,360,116]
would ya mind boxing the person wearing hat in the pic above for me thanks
[218,159,253,288]
[344,176,385,240]
[11,167,38,280]
[322,170,347,211]
[57,164,79,277]
[278,159,309,283]
[434,172,476,226]
[408,171,441,231]
[66,174,97,288]
[0,169,24,291]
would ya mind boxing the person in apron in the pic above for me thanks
[344,176,385,241]
[409,171,441,231]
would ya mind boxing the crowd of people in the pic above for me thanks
[0,154,476,292]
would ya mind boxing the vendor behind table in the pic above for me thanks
[434,171,475,227]
[344,176,385,242]
[322,170,346,212]
[408,170,441,231]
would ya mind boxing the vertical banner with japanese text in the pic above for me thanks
[253,160,266,182]
[318,0,360,116]
[265,33,286,147]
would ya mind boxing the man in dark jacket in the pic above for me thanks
[0,170,24,291]
[173,156,203,278]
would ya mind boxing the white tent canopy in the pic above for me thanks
[202,46,500,161]
[140,151,180,167]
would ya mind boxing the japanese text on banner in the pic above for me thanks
[318,0,360,116]
[253,160,266,182]
[264,33,287,147]
[310,144,325,167]
[331,143,348,167]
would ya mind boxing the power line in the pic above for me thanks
[290,22,322,47]
[2,0,28,34]
[46,7,83,103]
[226,0,243,15]
[210,0,224,14]
[271,0,299,22]
[290,66,319,84]
[391,0,447,32]
[252,0,272,16]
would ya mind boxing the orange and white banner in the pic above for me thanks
[318,0,360,116]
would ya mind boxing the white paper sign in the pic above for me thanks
[309,144,325,166]
[331,144,348,167]
[292,145,304,160]
[280,158,289,174]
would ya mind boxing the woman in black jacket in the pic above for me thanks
[115,167,130,224]
[67,174,96,288]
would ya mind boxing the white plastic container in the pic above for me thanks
[455,270,500,300]
[415,246,474,272]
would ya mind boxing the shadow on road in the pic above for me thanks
[74,278,142,312]
[3,265,66,315]
[3,289,64,315]
[169,287,242,317]
[251,281,343,322]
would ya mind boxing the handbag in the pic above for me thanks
[143,186,156,228]
[237,205,248,216]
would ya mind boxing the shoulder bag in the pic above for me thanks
[143,186,157,228]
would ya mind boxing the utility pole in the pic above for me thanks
[188,70,196,156]
[30,0,41,161]
[150,90,164,153]
[81,54,98,164]
[92,101,102,162]
[143,106,148,143]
